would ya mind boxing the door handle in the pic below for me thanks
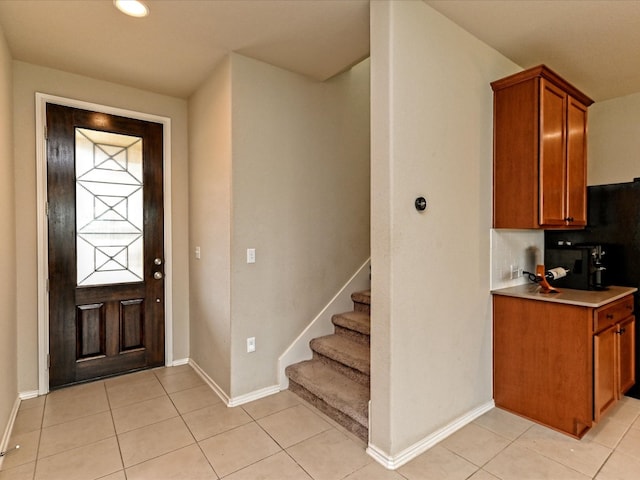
[153,271,163,280]
[154,258,163,265]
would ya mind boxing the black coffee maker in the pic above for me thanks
[544,244,609,290]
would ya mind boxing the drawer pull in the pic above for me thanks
[606,314,614,319]
[617,328,627,335]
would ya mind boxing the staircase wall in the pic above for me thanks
[278,258,371,389]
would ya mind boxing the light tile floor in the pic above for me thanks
[2,364,640,479]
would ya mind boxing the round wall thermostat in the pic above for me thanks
[415,197,427,211]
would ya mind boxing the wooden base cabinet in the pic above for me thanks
[618,316,636,394]
[594,323,618,421]
[594,313,636,421]
[494,293,635,438]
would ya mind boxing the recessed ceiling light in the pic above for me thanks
[114,0,149,18]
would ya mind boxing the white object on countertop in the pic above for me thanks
[547,267,569,280]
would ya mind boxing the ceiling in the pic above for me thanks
[0,0,370,98]
[0,1,639,102]
[425,0,640,102]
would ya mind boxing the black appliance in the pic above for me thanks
[545,244,609,290]
[546,179,640,399]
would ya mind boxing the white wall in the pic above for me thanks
[490,230,544,290]
[13,62,190,392]
[588,92,640,185]
[188,53,371,400]
[188,57,233,394]
[0,24,17,446]
[370,0,519,460]
[229,54,370,397]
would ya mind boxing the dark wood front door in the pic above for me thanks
[47,103,165,389]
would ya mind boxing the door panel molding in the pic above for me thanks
[35,93,173,394]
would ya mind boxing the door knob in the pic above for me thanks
[154,258,163,265]
[153,271,163,280]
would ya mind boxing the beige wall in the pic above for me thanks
[188,57,233,394]
[13,62,190,392]
[189,53,370,399]
[370,0,519,456]
[230,54,370,397]
[0,24,17,439]
[588,92,640,185]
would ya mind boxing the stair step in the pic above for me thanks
[286,360,369,439]
[310,335,369,386]
[332,310,370,345]
[351,290,370,314]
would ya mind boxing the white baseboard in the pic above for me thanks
[227,385,281,407]
[278,258,371,389]
[188,359,281,408]
[367,400,495,470]
[171,358,190,367]
[19,390,40,401]
[0,396,21,471]
[189,359,231,405]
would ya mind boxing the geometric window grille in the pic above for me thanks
[75,128,144,286]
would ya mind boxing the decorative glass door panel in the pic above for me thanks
[75,128,144,286]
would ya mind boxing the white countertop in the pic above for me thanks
[491,284,637,308]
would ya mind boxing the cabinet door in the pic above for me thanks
[594,324,617,422]
[617,316,635,395]
[539,79,568,226]
[566,98,588,226]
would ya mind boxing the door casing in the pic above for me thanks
[35,93,174,395]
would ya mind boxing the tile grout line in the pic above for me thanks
[115,370,201,473]
[32,395,46,480]
[104,380,128,480]
[162,369,222,479]
[243,402,316,480]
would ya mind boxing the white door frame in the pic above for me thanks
[35,93,174,394]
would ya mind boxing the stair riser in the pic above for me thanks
[288,379,368,442]
[286,290,371,444]
[312,352,370,387]
[333,325,369,345]
[350,291,370,315]
[353,302,370,315]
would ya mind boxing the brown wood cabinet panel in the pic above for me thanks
[566,98,588,226]
[594,296,634,333]
[618,316,636,395]
[539,79,568,226]
[594,323,617,422]
[491,65,593,229]
[493,295,593,437]
[492,77,539,228]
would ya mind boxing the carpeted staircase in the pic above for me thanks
[285,290,370,441]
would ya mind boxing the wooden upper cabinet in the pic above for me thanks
[491,65,593,229]
[566,97,589,226]
[539,79,568,226]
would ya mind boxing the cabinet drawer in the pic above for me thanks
[594,296,634,333]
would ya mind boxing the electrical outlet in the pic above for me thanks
[246,337,256,353]
[247,248,256,264]
[510,264,520,280]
